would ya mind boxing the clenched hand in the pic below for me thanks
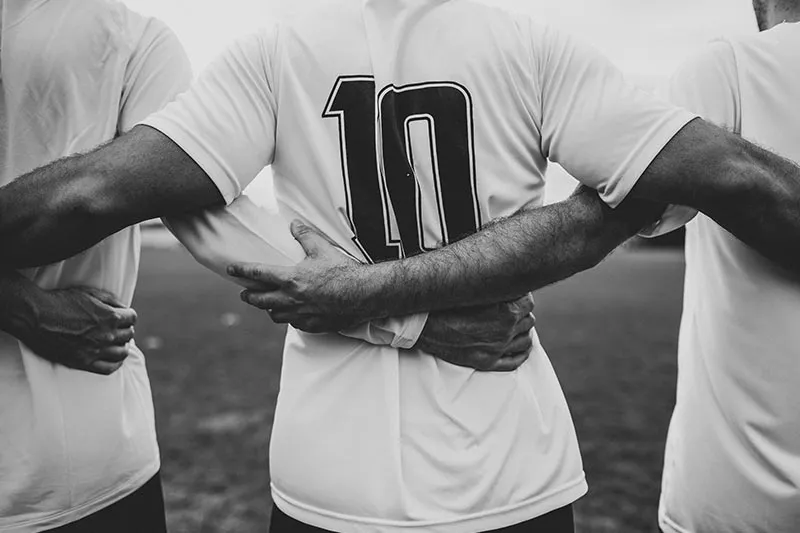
[19,287,137,375]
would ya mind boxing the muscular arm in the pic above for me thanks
[0,125,224,268]
[349,186,661,314]
[626,118,800,270]
[231,186,664,329]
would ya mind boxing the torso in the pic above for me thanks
[661,23,800,533]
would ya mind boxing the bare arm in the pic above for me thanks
[229,186,663,329]
[626,118,800,271]
[0,125,224,268]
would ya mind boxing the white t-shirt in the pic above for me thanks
[0,1,192,531]
[660,24,800,533]
[144,1,695,530]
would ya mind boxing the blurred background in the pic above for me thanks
[125,1,759,531]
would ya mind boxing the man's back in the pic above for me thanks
[662,22,800,533]
[144,0,692,529]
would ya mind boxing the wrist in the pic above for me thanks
[348,262,396,320]
[0,272,41,339]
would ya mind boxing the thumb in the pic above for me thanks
[290,219,329,258]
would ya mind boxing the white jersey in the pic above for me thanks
[0,1,191,531]
[661,23,800,533]
[144,1,694,530]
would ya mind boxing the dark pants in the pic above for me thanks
[46,472,167,533]
[269,503,574,533]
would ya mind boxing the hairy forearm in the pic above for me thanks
[344,187,660,318]
[630,119,800,272]
[0,150,123,268]
[702,142,800,270]
[0,126,223,268]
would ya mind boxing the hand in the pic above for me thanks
[20,287,137,375]
[228,220,370,333]
[414,294,535,372]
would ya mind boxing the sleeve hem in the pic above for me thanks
[390,312,430,350]
[638,205,698,238]
[601,110,699,208]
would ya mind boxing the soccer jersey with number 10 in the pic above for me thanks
[144,0,695,530]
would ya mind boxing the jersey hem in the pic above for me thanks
[271,474,587,532]
[659,510,693,533]
[0,459,160,533]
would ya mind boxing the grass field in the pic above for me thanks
[133,243,685,533]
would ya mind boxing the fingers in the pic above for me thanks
[240,289,296,311]
[227,263,290,288]
[485,330,534,372]
[112,307,138,329]
[97,345,131,363]
[511,313,536,337]
[266,309,292,324]
[290,220,330,258]
[489,351,530,372]
[510,293,535,316]
[89,360,125,376]
[506,330,534,356]
[108,326,135,346]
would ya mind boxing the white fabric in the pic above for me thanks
[165,197,427,349]
[0,1,191,531]
[661,25,800,533]
[143,1,694,530]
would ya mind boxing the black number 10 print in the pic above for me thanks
[323,76,482,263]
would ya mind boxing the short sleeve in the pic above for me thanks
[140,27,278,205]
[118,18,193,132]
[534,25,697,208]
[639,40,741,237]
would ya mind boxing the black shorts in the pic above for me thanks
[269,503,575,533]
[45,472,167,533]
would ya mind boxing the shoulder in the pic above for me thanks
[667,39,739,131]
[676,38,737,77]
